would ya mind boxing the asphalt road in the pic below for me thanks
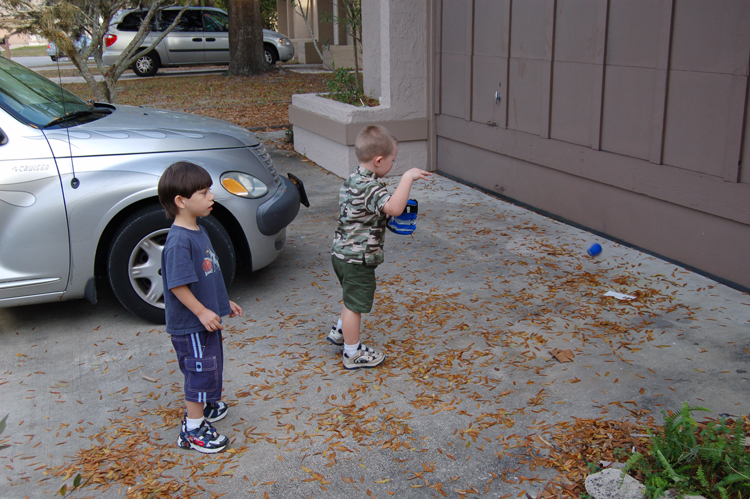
[11,55,60,68]
[1,143,749,498]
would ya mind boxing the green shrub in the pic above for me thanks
[622,402,750,499]
[325,67,362,105]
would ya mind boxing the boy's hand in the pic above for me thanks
[198,308,223,331]
[172,285,226,331]
[403,168,432,182]
[383,168,432,217]
[229,301,243,318]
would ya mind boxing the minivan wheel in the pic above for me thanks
[264,44,279,65]
[108,205,236,324]
[132,52,160,77]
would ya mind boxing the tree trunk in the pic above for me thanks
[228,0,265,76]
[352,35,360,94]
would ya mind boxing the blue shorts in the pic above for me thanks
[171,331,224,404]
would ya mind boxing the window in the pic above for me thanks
[159,10,203,32]
[118,12,147,32]
[203,11,229,33]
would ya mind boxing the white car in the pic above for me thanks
[0,56,308,322]
[103,6,295,77]
[46,34,92,61]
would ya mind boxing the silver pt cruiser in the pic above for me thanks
[0,57,308,323]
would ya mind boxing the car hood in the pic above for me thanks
[43,104,261,158]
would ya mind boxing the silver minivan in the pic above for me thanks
[103,7,295,77]
[0,56,307,323]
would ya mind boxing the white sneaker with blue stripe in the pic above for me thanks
[327,324,344,346]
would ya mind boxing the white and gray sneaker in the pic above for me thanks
[343,344,386,370]
[327,324,344,346]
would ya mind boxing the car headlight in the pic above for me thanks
[277,37,288,45]
[221,172,268,198]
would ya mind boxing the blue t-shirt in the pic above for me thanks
[161,225,231,335]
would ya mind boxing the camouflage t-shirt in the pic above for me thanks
[331,166,391,265]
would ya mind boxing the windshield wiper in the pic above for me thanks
[44,108,110,128]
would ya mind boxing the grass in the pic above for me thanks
[9,45,48,57]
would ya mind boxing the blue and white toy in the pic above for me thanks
[387,199,419,235]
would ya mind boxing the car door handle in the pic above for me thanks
[205,38,216,42]
[192,38,203,42]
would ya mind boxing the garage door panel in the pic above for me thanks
[550,61,594,147]
[507,58,544,135]
[663,71,734,176]
[600,66,659,161]
[472,55,507,127]
[441,53,469,119]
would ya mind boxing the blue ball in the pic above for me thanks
[587,243,602,257]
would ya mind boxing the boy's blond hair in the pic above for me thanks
[355,125,398,163]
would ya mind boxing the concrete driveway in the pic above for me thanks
[1,143,748,498]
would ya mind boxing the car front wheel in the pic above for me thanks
[264,44,279,65]
[108,205,236,324]
[132,52,160,77]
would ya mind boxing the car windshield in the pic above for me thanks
[0,56,91,128]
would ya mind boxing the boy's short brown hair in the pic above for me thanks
[354,125,398,163]
[157,161,213,218]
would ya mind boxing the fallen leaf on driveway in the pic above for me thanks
[550,348,575,363]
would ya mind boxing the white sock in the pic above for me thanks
[344,341,360,358]
[336,318,343,330]
[186,416,204,431]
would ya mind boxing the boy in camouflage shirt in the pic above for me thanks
[328,125,431,369]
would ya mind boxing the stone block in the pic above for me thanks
[585,469,645,499]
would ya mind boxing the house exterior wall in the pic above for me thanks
[0,31,34,47]
[276,0,358,64]
[290,0,432,178]
[435,0,750,290]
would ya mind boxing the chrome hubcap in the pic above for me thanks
[128,229,168,309]
[135,57,154,73]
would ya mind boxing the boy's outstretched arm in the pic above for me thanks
[171,285,223,331]
[383,168,431,216]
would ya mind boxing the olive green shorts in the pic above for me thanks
[331,256,377,314]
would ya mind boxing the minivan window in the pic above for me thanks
[203,11,228,33]
[159,10,203,32]
[117,12,155,32]
[117,9,203,32]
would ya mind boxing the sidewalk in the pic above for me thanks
[1,143,748,498]
[18,57,328,83]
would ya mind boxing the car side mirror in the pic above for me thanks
[0,128,7,146]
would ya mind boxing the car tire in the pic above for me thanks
[50,55,57,62]
[107,205,236,324]
[132,52,160,77]
[264,44,279,65]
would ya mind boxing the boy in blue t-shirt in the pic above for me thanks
[157,161,242,453]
